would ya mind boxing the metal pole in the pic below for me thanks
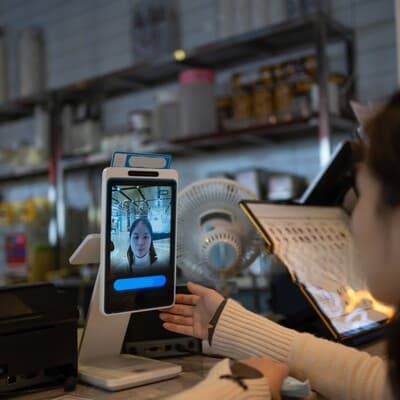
[48,92,64,266]
[315,18,331,167]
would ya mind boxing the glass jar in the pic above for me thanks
[253,66,276,125]
[216,95,233,131]
[273,64,292,123]
[153,90,180,140]
[291,58,313,119]
[231,72,254,128]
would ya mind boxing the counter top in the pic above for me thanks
[8,332,387,399]
[14,355,222,400]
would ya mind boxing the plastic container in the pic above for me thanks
[18,28,45,97]
[128,110,152,150]
[153,90,180,140]
[179,69,217,137]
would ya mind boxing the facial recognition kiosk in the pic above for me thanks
[70,166,181,391]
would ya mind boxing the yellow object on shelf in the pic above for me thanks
[273,63,293,123]
[20,198,37,224]
[0,202,13,225]
[231,72,254,122]
[28,245,57,282]
[253,66,276,125]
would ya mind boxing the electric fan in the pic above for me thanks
[177,178,262,293]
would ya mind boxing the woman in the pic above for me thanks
[127,216,158,269]
[160,92,400,399]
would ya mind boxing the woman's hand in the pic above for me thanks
[159,281,224,340]
[241,357,289,400]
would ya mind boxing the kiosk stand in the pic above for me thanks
[70,234,182,391]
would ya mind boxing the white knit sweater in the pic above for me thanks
[168,299,394,399]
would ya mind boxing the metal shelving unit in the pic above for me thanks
[0,164,48,183]
[0,13,356,261]
[59,114,355,173]
[169,114,355,149]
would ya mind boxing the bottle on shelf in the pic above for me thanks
[289,58,313,119]
[273,63,293,123]
[216,94,233,132]
[216,82,234,132]
[231,71,256,129]
[253,66,276,125]
[293,80,313,119]
[303,55,343,117]
[322,73,344,116]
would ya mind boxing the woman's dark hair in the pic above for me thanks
[127,217,157,267]
[360,91,400,396]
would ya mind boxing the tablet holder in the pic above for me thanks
[69,234,181,391]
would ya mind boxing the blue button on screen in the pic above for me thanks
[113,275,167,292]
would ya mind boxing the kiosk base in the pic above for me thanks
[79,354,181,391]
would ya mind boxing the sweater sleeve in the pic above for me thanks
[166,358,271,400]
[210,299,297,362]
[210,299,394,400]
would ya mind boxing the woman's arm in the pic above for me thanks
[161,283,393,399]
[211,299,394,400]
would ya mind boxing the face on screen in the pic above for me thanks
[104,178,176,314]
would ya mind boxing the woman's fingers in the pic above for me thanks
[162,322,193,337]
[187,281,209,296]
[160,313,193,326]
[175,293,198,305]
[163,304,193,317]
